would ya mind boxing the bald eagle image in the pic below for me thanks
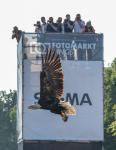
[28,49,76,121]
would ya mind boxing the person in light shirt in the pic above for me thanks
[41,17,47,33]
[74,14,85,33]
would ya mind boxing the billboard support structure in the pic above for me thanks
[17,33,104,150]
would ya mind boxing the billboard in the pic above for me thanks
[23,60,103,141]
[23,33,103,61]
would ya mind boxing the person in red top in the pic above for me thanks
[84,21,95,33]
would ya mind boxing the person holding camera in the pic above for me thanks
[34,21,42,33]
[46,17,58,32]
[74,14,85,33]
[63,14,74,33]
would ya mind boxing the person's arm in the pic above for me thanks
[67,21,73,30]
[91,26,95,33]
[12,33,16,39]
[44,24,47,33]
[12,31,16,39]
[49,23,58,32]
[78,20,85,28]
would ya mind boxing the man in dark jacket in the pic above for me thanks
[56,17,63,32]
[46,17,58,32]
[63,14,74,32]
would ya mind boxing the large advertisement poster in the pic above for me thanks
[23,33,103,61]
[23,60,103,141]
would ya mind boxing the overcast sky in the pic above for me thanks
[0,0,116,91]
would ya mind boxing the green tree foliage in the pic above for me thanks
[0,90,17,150]
[104,58,116,150]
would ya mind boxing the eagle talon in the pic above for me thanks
[61,111,68,122]
[62,115,68,122]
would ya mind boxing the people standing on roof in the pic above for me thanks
[74,14,85,33]
[12,26,22,43]
[56,17,64,33]
[84,21,95,33]
[41,17,47,33]
[46,17,58,32]
[34,21,42,33]
[63,14,74,33]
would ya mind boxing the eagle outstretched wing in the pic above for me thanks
[39,49,64,107]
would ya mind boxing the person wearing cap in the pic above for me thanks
[41,17,47,33]
[63,14,74,32]
[12,26,22,43]
[74,14,85,33]
[34,21,41,33]
[84,21,95,33]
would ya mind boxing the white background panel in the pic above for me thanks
[23,60,103,141]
